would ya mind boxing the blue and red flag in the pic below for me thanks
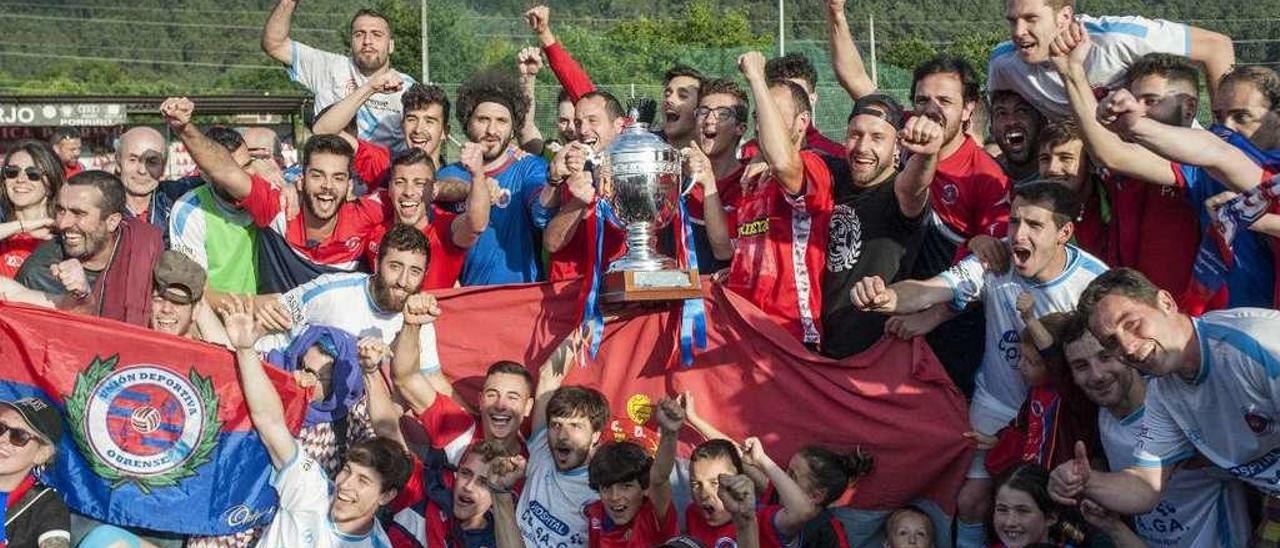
[0,303,309,536]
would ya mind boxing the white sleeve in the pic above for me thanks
[417,323,442,374]
[288,41,344,92]
[985,42,1017,93]
[938,255,988,310]
[1086,15,1190,59]
[168,201,209,269]
[1132,389,1196,469]
[271,440,331,514]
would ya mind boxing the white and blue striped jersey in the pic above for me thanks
[941,245,1107,418]
[257,272,442,374]
[987,15,1191,119]
[1100,407,1250,547]
[1135,308,1280,496]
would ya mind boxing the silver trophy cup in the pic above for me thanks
[596,121,690,272]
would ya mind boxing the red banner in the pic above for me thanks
[432,281,971,513]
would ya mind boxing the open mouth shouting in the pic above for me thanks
[485,409,515,433]
[1002,127,1027,153]
[1011,244,1033,270]
[395,198,422,223]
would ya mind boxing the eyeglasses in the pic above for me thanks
[2,165,43,182]
[694,107,738,123]
[0,421,43,448]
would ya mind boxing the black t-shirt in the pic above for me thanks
[5,481,71,546]
[14,239,104,296]
[821,173,926,359]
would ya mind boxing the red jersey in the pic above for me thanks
[0,232,43,278]
[367,210,468,290]
[387,454,457,548]
[1106,171,1203,312]
[740,124,846,161]
[238,173,384,271]
[64,162,83,179]
[548,187,626,282]
[355,139,392,192]
[585,498,677,548]
[931,136,1011,243]
[1073,182,1109,260]
[687,163,746,234]
[726,151,834,345]
[685,503,792,548]
[415,393,528,467]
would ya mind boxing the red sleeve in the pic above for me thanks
[797,151,835,214]
[354,139,391,192]
[235,174,282,228]
[415,394,477,453]
[364,223,389,270]
[390,455,426,512]
[543,41,596,103]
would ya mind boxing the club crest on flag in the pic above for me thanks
[65,355,222,494]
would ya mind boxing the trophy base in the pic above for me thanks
[602,270,702,303]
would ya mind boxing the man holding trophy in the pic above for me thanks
[543,90,733,302]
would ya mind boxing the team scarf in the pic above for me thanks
[266,326,363,428]
[1191,125,1280,300]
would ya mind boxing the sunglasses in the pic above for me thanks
[2,165,43,182]
[0,421,43,448]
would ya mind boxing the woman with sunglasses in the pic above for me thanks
[0,397,70,547]
[1,140,64,278]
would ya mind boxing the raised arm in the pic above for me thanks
[825,0,876,100]
[526,5,596,103]
[1187,25,1235,101]
[1122,113,1264,193]
[452,143,494,249]
[850,275,954,315]
[740,51,804,194]
[390,293,442,415]
[718,475,762,548]
[485,450,529,548]
[1049,24,1178,186]
[261,0,298,64]
[894,116,944,218]
[649,397,685,519]
[161,97,255,201]
[542,144,593,253]
[684,143,734,261]
[357,337,404,448]
[516,47,547,155]
[313,72,405,142]
[742,437,818,538]
[220,297,296,469]
[532,334,576,433]
[1016,291,1055,351]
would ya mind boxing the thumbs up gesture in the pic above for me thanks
[1049,440,1093,505]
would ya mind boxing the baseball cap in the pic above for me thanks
[153,250,206,305]
[848,93,906,131]
[0,397,63,445]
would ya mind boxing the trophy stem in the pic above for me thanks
[607,222,677,272]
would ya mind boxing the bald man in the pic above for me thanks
[115,127,203,244]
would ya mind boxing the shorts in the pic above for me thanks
[965,389,1018,480]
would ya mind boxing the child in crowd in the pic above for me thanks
[883,506,935,547]
[982,294,1098,477]
[583,397,684,547]
[685,438,818,547]
[989,463,1082,548]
